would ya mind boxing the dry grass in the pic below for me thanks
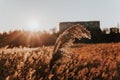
[50,24,91,69]
[53,24,91,53]
[0,43,120,80]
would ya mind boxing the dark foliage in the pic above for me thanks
[0,27,120,48]
[0,30,59,48]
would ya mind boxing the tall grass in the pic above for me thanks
[0,43,120,80]
[50,24,91,69]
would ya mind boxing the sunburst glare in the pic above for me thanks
[26,19,40,31]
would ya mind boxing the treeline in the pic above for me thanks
[75,27,120,43]
[0,29,59,48]
[0,27,120,48]
[101,27,120,43]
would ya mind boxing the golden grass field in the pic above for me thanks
[0,42,120,80]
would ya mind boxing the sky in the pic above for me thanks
[0,0,120,32]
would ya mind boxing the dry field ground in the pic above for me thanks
[0,42,120,80]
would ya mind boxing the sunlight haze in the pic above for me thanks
[0,0,120,32]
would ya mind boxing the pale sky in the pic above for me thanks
[0,0,120,32]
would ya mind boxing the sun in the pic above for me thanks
[27,19,39,31]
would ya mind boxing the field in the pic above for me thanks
[0,42,120,80]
